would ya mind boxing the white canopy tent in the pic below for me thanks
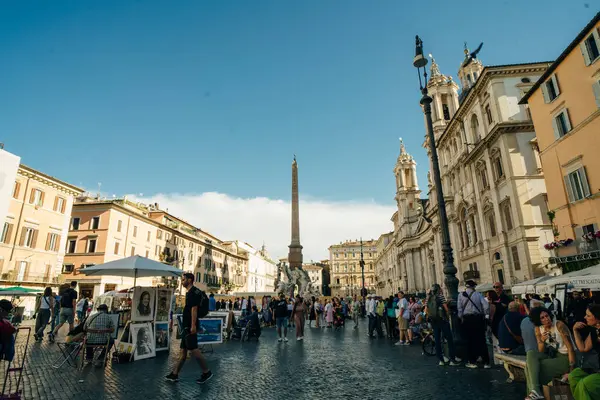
[511,276,555,295]
[540,264,600,292]
[80,255,183,287]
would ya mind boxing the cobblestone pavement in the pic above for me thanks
[3,320,525,400]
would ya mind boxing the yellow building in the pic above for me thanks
[0,164,83,314]
[521,12,600,271]
[328,239,377,297]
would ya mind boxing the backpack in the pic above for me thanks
[60,289,74,308]
[427,295,445,322]
[196,288,209,318]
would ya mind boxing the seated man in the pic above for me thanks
[244,306,261,339]
[498,301,525,355]
[84,304,115,364]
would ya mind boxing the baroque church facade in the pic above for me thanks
[376,48,556,295]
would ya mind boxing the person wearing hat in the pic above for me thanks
[458,280,490,369]
[83,303,115,364]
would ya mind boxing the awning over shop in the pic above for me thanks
[511,276,554,295]
[542,263,600,291]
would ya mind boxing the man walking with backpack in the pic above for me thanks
[51,281,78,341]
[425,284,461,366]
[166,273,213,384]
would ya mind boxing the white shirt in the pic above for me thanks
[366,299,376,316]
[76,298,86,312]
[399,298,409,319]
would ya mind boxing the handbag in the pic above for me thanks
[577,349,600,373]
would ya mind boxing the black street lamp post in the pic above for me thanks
[413,36,459,305]
[360,238,366,316]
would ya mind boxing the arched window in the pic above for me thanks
[471,114,480,142]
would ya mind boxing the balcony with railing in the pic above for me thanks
[549,238,600,265]
[463,270,480,281]
[0,270,59,285]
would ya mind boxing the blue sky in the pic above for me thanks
[1,1,596,259]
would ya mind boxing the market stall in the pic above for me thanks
[511,276,555,296]
[0,287,41,323]
[540,264,600,292]
[81,255,182,361]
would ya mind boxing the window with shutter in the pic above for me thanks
[553,109,572,138]
[511,246,521,271]
[567,167,590,202]
[0,223,10,244]
[593,81,600,108]
[582,31,600,66]
[12,182,20,199]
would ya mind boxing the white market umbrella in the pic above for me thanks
[80,255,183,287]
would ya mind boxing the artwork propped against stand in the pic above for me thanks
[155,322,169,351]
[155,289,172,322]
[118,322,135,360]
[197,318,223,344]
[132,287,155,322]
[131,322,155,360]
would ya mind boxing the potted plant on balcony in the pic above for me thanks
[582,230,600,243]
[544,238,574,257]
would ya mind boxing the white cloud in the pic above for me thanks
[129,192,395,261]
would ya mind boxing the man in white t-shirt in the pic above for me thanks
[395,291,410,346]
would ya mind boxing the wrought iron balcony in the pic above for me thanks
[549,238,600,265]
[463,270,480,280]
[0,270,59,284]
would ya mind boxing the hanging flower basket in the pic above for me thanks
[582,231,600,243]
[544,238,574,250]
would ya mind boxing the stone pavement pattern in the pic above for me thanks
[3,321,525,400]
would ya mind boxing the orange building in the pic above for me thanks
[521,12,600,271]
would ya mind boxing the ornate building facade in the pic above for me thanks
[328,239,377,297]
[383,50,556,294]
[416,51,555,291]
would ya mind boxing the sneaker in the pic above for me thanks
[454,357,462,363]
[449,360,461,366]
[402,341,410,346]
[465,363,478,369]
[297,337,301,341]
[196,371,213,385]
[165,373,179,382]
[525,390,544,400]
[438,360,446,366]
[395,341,404,346]
[483,364,491,369]
[283,337,289,342]
[443,356,450,363]
[278,338,282,342]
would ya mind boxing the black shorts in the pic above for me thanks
[180,331,198,350]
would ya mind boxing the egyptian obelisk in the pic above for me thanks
[288,155,303,269]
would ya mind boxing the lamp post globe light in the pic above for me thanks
[413,36,460,308]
